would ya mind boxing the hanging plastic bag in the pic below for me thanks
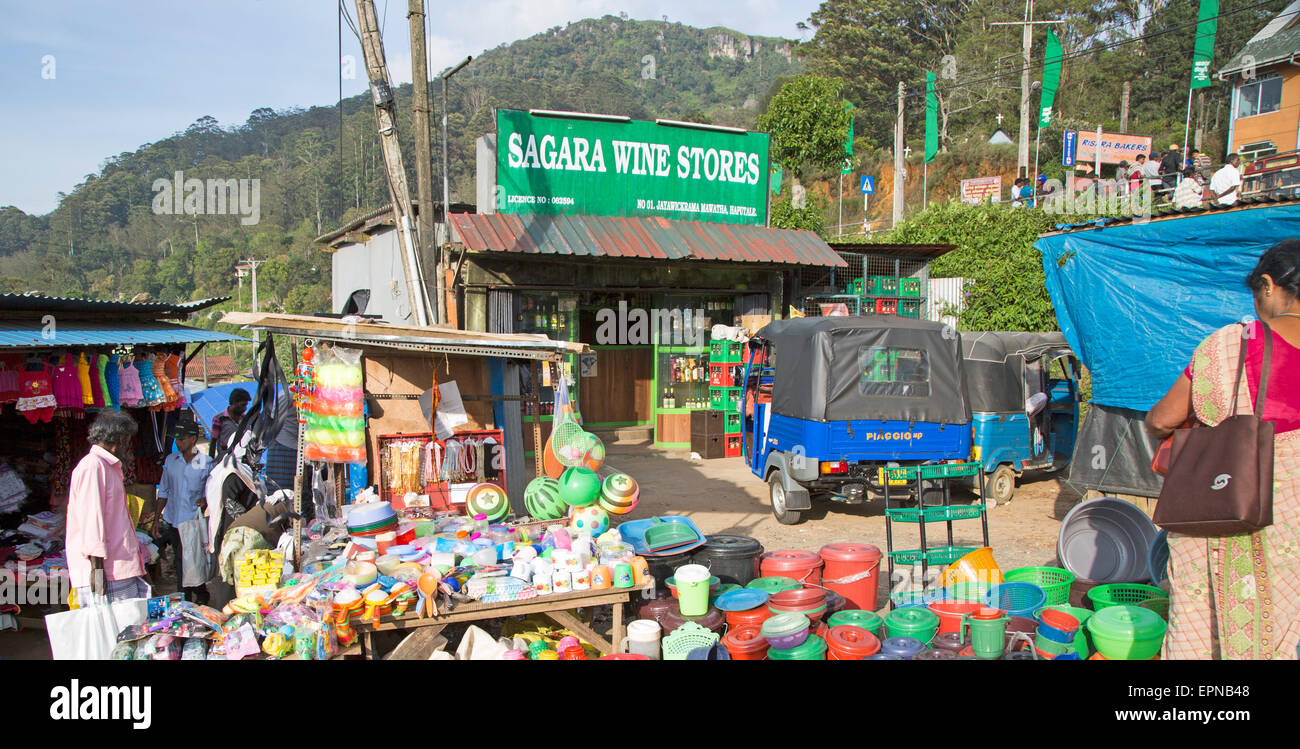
[303,346,366,464]
[179,516,213,588]
[46,596,148,660]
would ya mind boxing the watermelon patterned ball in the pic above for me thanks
[569,505,609,536]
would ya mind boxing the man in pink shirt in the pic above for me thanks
[66,411,150,603]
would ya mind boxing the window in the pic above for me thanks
[858,346,930,397]
[1236,74,1283,119]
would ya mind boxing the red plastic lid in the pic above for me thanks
[827,624,881,656]
[769,587,826,608]
[762,550,823,568]
[722,625,769,652]
[819,543,883,563]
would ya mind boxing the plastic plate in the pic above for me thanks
[713,588,771,612]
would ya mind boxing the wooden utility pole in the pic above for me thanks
[408,0,441,325]
[354,0,432,326]
[893,81,905,227]
[990,3,1063,179]
[1120,82,1130,133]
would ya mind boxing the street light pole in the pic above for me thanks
[440,55,472,328]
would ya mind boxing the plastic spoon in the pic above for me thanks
[417,573,439,618]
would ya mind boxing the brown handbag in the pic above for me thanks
[1153,322,1275,536]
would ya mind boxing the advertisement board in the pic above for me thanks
[495,109,770,225]
[960,176,1003,204]
[1076,131,1153,165]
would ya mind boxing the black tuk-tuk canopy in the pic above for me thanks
[960,331,1073,413]
[754,316,970,425]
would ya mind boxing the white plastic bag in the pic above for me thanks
[179,516,212,587]
[46,598,148,660]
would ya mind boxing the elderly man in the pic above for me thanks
[66,411,149,603]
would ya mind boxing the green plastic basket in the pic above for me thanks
[1004,566,1076,606]
[1087,583,1168,611]
[1137,596,1169,621]
[942,582,992,602]
[899,278,922,298]
[889,546,976,566]
[885,505,985,523]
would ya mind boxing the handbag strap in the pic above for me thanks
[1255,320,1274,417]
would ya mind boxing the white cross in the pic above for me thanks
[996,113,1004,126]
[904,146,912,158]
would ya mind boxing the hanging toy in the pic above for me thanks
[292,343,317,424]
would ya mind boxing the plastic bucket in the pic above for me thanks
[826,625,881,660]
[692,534,764,587]
[1036,604,1094,657]
[884,606,939,645]
[675,564,711,617]
[938,547,1003,587]
[960,613,1008,660]
[826,609,883,637]
[726,605,771,631]
[769,634,827,661]
[646,550,695,588]
[721,625,770,661]
[928,600,983,635]
[759,549,824,587]
[819,543,883,611]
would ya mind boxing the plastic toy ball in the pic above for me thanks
[568,505,610,536]
[558,467,601,507]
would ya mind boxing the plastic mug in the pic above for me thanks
[613,563,634,588]
[619,619,661,660]
[572,568,591,590]
[552,570,572,594]
[630,556,650,586]
[533,571,553,595]
[590,565,612,589]
[960,612,1008,660]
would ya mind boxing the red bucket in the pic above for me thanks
[726,605,771,631]
[827,624,881,660]
[722,625,769,661]
[760,549,823,587]
[819,543,882,611]
[928,601,983,635]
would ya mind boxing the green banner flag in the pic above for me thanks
[924,71,938,162]
[841,100,854,174]
[771,165,783,194]
[1191,0,1219,90]
[1038,31,1062,128]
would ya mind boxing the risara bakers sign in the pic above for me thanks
[496,109,770,225]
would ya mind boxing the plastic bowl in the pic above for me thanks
[763,627,811,650]
[761,612,811,649]
[1058,498,1158,583]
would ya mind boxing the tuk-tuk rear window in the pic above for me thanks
[858,346,930,397]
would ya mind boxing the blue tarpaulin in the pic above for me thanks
[1036,203,1300,411]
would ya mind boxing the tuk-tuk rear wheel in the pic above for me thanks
[768,470,803,525]
[986,465,1016,507]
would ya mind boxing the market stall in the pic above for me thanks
[0,293,247,625]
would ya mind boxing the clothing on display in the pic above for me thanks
[16,365,56,424]
[118,357,143,407]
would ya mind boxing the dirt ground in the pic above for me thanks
[0,446,1088,660]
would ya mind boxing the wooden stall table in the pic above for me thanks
[352,579,656,660]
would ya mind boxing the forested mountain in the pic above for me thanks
[0,16,801,314]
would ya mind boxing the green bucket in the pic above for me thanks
[1036,604,1094,657]
[768,634,827,660]
[884,606,939,645]
[827,610,883,637]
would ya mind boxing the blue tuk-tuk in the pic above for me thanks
[741,317,973,524]
[960,331,1080,506]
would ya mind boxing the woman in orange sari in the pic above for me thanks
[1146,239,1300,659]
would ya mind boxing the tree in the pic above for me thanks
[757,74,852,176]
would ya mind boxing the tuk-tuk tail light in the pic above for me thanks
[820,461,848,475]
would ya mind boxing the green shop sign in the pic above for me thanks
[496,109,770,225]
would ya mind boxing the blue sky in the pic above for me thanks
[0,0,822,215]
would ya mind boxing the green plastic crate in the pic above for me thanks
[724,410,742,434]
[884,505,985,523]
[899,300,922,319]
[708,387,741,411]
[869,275,900,296]
[888,546,977,566]
[846,278,865,295]
[880,462,982,483]
[710,340,742,363]
[899,278,922,298]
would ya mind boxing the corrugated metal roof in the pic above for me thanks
[828,242,957,260]
[0,320,250,349]
[449,214,847,267]
[1220,3,1300,75]
[0,294,229,318]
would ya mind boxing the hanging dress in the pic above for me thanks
[135,356,165,408]
[118,357,144,408]
[51,354,84,410]
[104,354,120,409]
[152,354,177,411]
[77,353,94,406]
[0,355,21,404]
[95,354,111,409]
[164,353,185,409]
[16,364,56,423]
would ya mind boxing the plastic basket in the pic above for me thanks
[869,276,900,296]
[662,622,720,661]
[708,387,741,411]
[1004,566,1076,606]
[875,298,898,315]
[890,588,940,608]
[709,340,742,364]
[1137,596,1169,621]
[941,582,992,602]
[1087,583,1167,611]
[899,278,922,298]
[899,300,922,319]
[984,582,1047,618]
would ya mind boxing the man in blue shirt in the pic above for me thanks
[157,411,215,603]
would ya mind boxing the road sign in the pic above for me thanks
[1063,130,1077,167]
[860,176,875,194]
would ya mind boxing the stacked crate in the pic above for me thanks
[700,338,744,458]
[845,275,925,319]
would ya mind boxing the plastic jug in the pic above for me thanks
[619,619,662,660]
[961,611,1009,660]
